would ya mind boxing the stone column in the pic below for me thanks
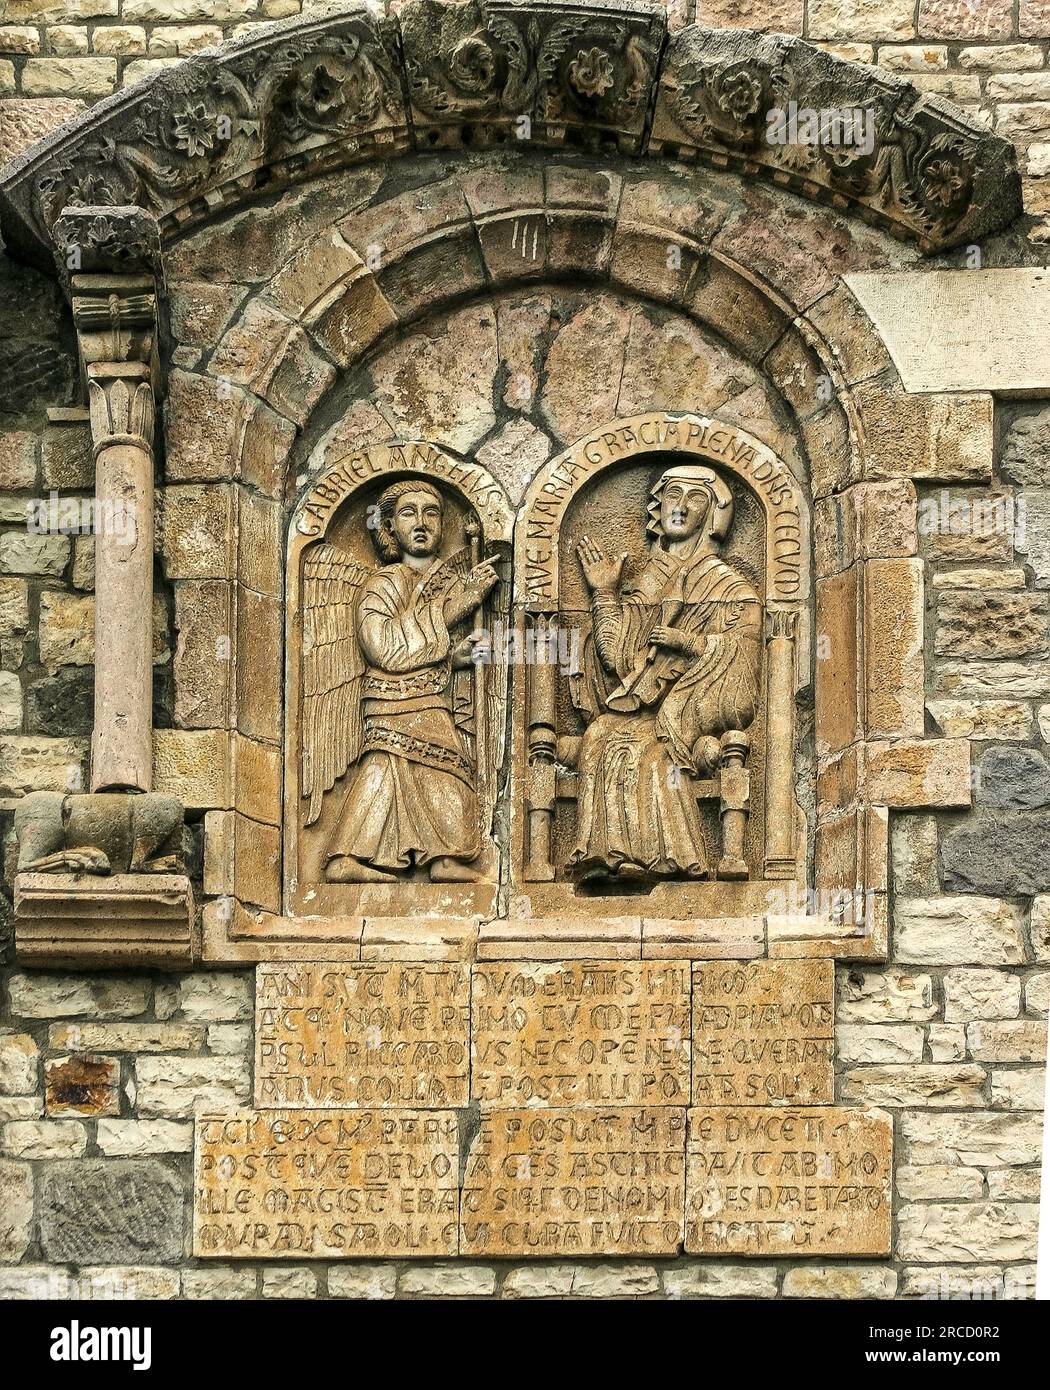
[763,608,799,879]
[59,209,162,793]
[85,358,156,790]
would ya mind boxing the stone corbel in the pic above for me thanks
[12,206,195,969]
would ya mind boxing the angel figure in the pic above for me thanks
[301,480,501,884]
[569,463,761,881]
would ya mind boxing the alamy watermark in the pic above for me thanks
[25,490,136,542]
[766,100,875,158]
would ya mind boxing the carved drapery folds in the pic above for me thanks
[284,443,515,922]
[511,413,810,921]
[0,2,1023,261]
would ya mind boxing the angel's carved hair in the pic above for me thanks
[373,480,444,562]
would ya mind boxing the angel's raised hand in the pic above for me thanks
[577,536,625,592]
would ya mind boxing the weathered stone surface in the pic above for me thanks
[2,1119,86,1158]
[836,1023,924,1063]
[327,1264,398,1300]
[168,972,251,1023]
[927,699,1032,741]
[194,1110,459,1258]
[692,960,833,1106]
[896,1164,984,1200]
[841,1064,986,1106]
[936,591,1049,659]
[901,1110,1042,1166]
[50,1022,204,1053]
[989,1068,1046,1109]
[39,1160,184,1264]
[0,734,87,796]
[942,814,1050,896]
[967,1019,1047,1062]
[44,1053,120,1117]
[837,967,937,1023]
[686,1107,893,1256]
[461,1108,686,1258]
[897,1202,1039,1263]
[660,1264,779,1299]
[890,815,940,895]
[894,897,1026,965]
[96,1120,193,1156]
[135,1056,249,1119]
[181,1265,257,1300]
[256,962,469,1108]
[944,969,1022,1022]
[471,962,689,1108]
[398,1264,498,1297]
[7,971,149,1020]
[0,1031,38,1094]
[926,1024,966,1062]
[1001,406,1050,486]
[260,1267,318,1299]
[975,744,1050,808]
[781,1265,897,1298]
[0,1158,33,1262]
[846,272,1050,394]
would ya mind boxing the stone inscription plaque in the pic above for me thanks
[685,1107,892,1257]
[255,963,469,1107]
[471,961,690,1106]
[692,960,834,1106]
[194,1109,460,1259]
[460,1107,686,1257]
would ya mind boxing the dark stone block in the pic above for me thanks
[26,668,94,737]
[1000,405,1050,487]
[942,813,1050,898]
[39,1160,184,1265]
[976,745,1050,810]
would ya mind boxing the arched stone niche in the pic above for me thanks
[511,411,811,919]
[284,441,514,923]
[1,2,997,969]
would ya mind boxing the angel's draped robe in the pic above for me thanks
[569,547,761,878]
[325,561,480,872]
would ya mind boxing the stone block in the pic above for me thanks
[895,896,1025,965]
[255,962,469,1108]
[194,1109,459,1258]
[15,873,195,971]
[44,1053,120,1117]
[692,959,834,1106]
[461,1108,686,1257]
[686,1106,893,1256]
[471,960,689,1108]
[39,1159,183,1264]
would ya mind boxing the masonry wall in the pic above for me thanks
[1,0,1049,239]
[1,2,1049,1302]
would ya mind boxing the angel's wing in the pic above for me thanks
[301,543,371,827]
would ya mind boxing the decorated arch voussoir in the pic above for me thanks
[0,0,1024,271]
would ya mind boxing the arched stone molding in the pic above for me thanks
[169,170,976,963]
[0,2,1022,268]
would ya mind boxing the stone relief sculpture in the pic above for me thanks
[569,464,761,884]
[512,413,810,917]
[304,481,499,885]
[286,444,514,917]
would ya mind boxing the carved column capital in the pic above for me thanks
[86,366,155,458]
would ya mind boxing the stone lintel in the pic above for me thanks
[14,872,195,970]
